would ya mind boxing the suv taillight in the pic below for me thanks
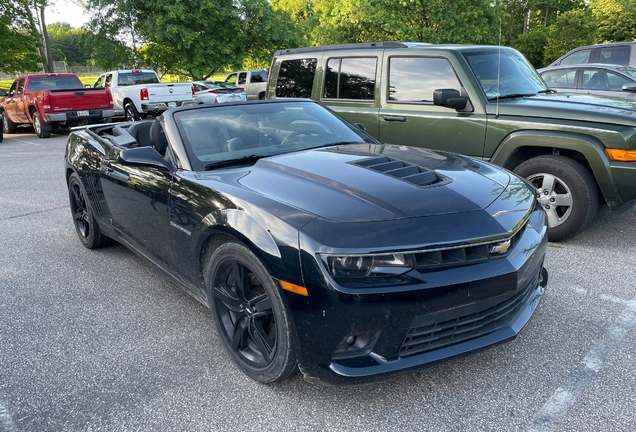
[42,90,51,110]
[140,88,149,101]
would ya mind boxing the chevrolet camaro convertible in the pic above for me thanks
[65,99,549,386]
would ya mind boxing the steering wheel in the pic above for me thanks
[281,129,317,145]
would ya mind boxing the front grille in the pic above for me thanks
[413,224,526,270]
[351,156,445,187]
[399,270,539,358]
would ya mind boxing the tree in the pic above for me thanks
[543,8,597,65]
[87,0,302,79]
[48,22,93,66]
[277,0,500,47]
[0,0,43,72]
[591,0,636,43]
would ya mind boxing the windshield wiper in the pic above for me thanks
[537,89,556,94]
[204,154,264,170]
[306,141,366,150]
[488,93,534,101]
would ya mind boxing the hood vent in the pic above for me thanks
[351,156,444,187]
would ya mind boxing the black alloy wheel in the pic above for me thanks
[206,242,297,383]
[68,173,111,249]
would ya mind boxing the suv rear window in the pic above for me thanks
[598,45,630,65]
[275,59,317,98]
[323,57,377,101]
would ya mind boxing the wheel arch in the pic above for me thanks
[195,209,296,289]
[491,130,618,206]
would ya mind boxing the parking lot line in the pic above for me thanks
[3,137,41,146]
[526,299,636,431]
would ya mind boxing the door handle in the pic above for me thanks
[104,163,114,173]
[383,115,406,122]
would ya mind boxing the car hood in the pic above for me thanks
[489,92,636,126]
[204,144,512,223]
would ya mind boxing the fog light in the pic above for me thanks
[332,330,381,360]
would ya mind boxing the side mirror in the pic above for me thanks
[433,89,468,110]
[0,89,6,97]
[622,83,636,93]
[118,146,172,171]
[354,122,366,132]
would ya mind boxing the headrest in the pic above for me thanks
[150,119,168,155]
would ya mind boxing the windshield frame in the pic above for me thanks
[462,48,549,100]
[171,101,377,172]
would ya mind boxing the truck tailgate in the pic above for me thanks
[49,89,112,111]
[145,83,193,103]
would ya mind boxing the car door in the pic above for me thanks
[4,81,20,123]
[318,56,381,137]
[378,56,487,157]
[11,79,28,123]
[99,143,175,264]
[577,67,636,100]
[540,68,577,93]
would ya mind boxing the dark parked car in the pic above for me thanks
[64,99,549,386]
[538,64,636,100]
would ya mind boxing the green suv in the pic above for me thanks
[266,42,636,241]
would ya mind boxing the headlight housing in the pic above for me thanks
[320,253,413,279]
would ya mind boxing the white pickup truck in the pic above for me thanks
[224,70,268,100]
[93,70,195,121]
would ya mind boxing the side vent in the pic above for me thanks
[352,156,443,187]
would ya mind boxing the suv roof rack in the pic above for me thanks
[274,42,408,55]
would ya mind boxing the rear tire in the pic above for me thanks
[33,112,51,138]
[205,242,297,383]
[514,155,599,241]
[68,172,111,249]
[124,102,140,121]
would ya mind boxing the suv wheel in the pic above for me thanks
[514,155,599,241]
[33,112,51,138]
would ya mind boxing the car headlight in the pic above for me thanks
[320,253,413,279]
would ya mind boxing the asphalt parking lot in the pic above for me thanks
[1,129,635,432]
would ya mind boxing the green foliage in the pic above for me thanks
[543,8,598,65]
[47,22,94,66]
[511,30,548,67]
[307,0,500,46]
[87,0,302,80]
[591,0,636,43]
[0,0,43,73]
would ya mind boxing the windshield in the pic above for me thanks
[616,66,636,80]
[173,101,376,171]
[463,48,549,100]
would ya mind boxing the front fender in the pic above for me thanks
[490,130,622,207]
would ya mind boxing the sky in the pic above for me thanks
[45,0,91,29]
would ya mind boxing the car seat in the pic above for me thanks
[150,119,168,155]
[127,122,153,147]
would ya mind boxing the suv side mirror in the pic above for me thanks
[433,89,468,110]
[354,123,366,131]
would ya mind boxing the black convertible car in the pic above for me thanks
[65,99,548,386]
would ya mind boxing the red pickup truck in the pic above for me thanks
[0,73,114,138]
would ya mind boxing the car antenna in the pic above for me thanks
[496,19,501,119]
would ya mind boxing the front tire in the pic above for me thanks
[2,112,17,134]
[124,102,140,121]
[68,173,111,249]
[33,112,51,138]
[205,242,297,383]
[514,155,599,241]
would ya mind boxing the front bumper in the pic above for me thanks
[290,216,548,386]
[45,109,114,124]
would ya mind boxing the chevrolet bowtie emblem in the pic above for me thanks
[490,239,511,254]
